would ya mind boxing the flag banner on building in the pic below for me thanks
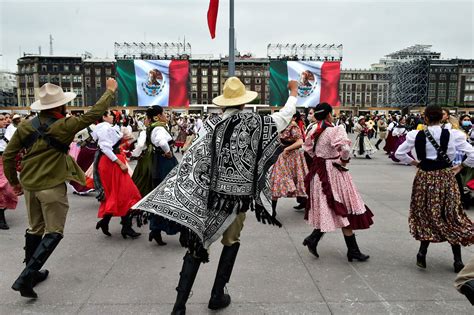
[117,60,189,107]
[269,61,341,107]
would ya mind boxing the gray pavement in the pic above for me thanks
[1,147,473,314]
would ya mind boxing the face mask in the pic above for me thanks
[462,121,472,127]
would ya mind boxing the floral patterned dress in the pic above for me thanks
[305,124,373,232]
[270,124,308,199]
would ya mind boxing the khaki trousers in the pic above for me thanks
[221,212,246,246]
[455,256,474,291]
[24,183,69,236]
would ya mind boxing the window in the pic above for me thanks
[255,85,261,92]
[51,75,60,83]
[201,69,208,76]
[450,74,457,81]
[95,80,102,88]
[191,77,197,83]
[440,74,446,80]
[74,88,82,95]
[466,84,474,91]
[95,68,101,76]
[191,84,197,91]
[212,84,219,91]
[429,83,436,91]
[438,97,446,104]
[212,93,218,98]
[75,65,81,73]
[39,75,48,83]
[85,68,91,75]
[255,71,262,77]
[53,65,58,72]
[429,74,436,80]
[191,69,197,75]
[212,77,218,84]
[212,69,218,76]
[235,70,242,76]
[464,95,474,101]
[450,82,457,90]
[439,83,446,90]
[244,78,251,84]
[62,75,70,83]
[449,90,457,97]
[64,65,69,72]
[202,84,208,92]
[105,68,112,76]
[191,93,197,99]
[73,76,82,83]
[256,78,261,84]
[41,65,47,72]
[202,77,208,84]
[429,90,436,97]
[202,93,208,99]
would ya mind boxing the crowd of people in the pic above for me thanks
[1,77,474,312]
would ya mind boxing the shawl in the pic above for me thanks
[133,112,283,262]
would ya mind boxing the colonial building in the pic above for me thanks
[458,59,474,107]
[0,70,17,106]
[428,59,459,107]
[339,69,390,108]
[83,59,116,107]
[17,56,83,107]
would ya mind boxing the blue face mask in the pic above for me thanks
[462,121,472,127]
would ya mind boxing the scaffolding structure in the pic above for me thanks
[114,42,191,59]
[267,44,343,61]
[385,45,438,107]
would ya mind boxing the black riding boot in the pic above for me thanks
[149,229,167,246]
[294,197,306,210]
[344,234,369,262]
[0,208,9,230]
[208,243,240,310]
[171,252,202,315]
[96,214,112,236]
[302,229,325,258]
[120,214,141,239]
[24,231,49,287]
[12,233,63,298]
[452,244,465,273]
[460,280,474,305]
[416,241,430,269]
[375,139,382,150]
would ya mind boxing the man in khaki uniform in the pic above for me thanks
[455,258,474,305]
[3,78,117,299]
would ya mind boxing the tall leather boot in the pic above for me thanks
[460,280,474,305]
[24,231,49,286]
[375,139,382,150]
[171,252,202,315]
[208,243,240,310]
[416,241,430,269]
[302,229,325,258]
[344,234,369,262]
[149,229,167,246]
[0,208,9,230]
[452,244,465,273]
[120,214,141,239]
[12,233,63,298]
[96,214,112,236]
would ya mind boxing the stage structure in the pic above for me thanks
[114,42,192,60]
[384,45,440,108]
[267,44,343,61]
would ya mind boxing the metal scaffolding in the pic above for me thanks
[384,45,437,107]
[114,42,192,59]
[266,44,343,61]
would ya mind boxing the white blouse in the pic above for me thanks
[131,130,147,157]
[395,125,474,167]
[392,126,408,137]
[151,126,172,153]
[92,122,123,162]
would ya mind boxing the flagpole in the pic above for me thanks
[229,0,235,76]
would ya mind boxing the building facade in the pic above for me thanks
[17,56,83,107]
[83,59,116,106]
[428,59,459,107]
[458,59,474,107]
[339,69,390,108]
[0,70,17,106]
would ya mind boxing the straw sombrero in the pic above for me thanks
[212,77,258,107]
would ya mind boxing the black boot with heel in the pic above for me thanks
[0,208,9,230]
[120,214,141,239]
[302,229,324,258]
[149,230,167,246]
[344,234,369,262]
[416,241,430,269]
[452,244,465,273]
[24,231,49,287]
[96,214,112,236]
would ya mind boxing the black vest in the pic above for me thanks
[415,128,451,171]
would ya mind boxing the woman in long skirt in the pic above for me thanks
[395,105,474,273]
[303,103,374,261]
[0,114,17,229]
[389,117,411,163]
[93,111,142,239]
[270,115,308,212]
[352,116,376,159]
[70,126,98,195]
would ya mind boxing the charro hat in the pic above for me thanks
[12,114,21,120]
[358,116,366,121]
[212,77,258,107]
[31,83,76,110]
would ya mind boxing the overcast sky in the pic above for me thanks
[1,0,473,72]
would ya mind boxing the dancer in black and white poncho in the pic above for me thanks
[133,77,298,314]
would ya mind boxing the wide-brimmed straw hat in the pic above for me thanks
[212,77,258,107]
[31,83,76,110]
[12,114,21,120]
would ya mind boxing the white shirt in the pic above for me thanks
[92,122,123,162]
[395,125,474,167]
[392,126,408,137]
[151,126,172,153]
[4,123,17,141]
[387,121,397,131]
[221,96,297,132]
[195,118,203,133]
[132,130,147,157]
[0,128,6,152]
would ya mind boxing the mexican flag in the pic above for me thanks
[269,61,341,107]
[117,60,189,107]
